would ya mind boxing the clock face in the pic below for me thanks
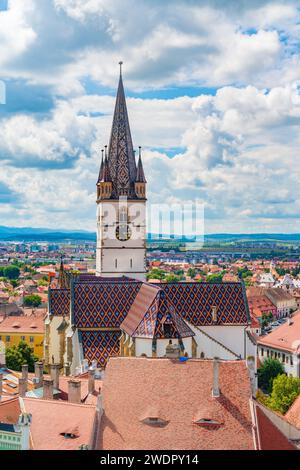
[116,224,131,241]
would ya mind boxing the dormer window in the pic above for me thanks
[141,417,169,427]
[60,427,79,439]
[194,417,223,428]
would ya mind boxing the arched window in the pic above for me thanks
[115,259,118,268]
[130,259,133,268]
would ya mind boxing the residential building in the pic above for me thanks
[0,396,99,450]
[0,315,45,359]
[265,288,296,318]
[257,311,300,377]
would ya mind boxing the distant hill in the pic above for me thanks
[0,226,96,242]
[0,226,299,243]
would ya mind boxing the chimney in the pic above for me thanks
[43,378,54,400]
[246,356,256,397]
[0,345,5,367]
[212,358,220,398]
[64,363,71,377]
[34,361,44,387]
[18,378,27,398]
[68,379,81,404]
[22,364,28,383]
[0,373,3,401]
[50,363,60,390]
[88,368,95,394]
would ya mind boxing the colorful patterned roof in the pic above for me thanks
[80,330,121,368]
[121,284,194,339]
[73,280,142,328]
[49,289,70,316]
[160,282,249,326]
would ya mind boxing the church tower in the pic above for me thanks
[96,63,147,281]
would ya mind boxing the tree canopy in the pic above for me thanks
[257,358,285,393]
[3,265,20,280]
[6,341,38,372]
[267,374,300,414]
[23,294,42,308]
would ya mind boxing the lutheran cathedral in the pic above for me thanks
[44,67,255,374]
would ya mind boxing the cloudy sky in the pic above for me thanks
[0,0,300,234]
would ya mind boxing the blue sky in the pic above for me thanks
[0,0,300,233]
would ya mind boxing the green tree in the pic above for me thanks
[187,268,196,279]
[10,279,18,288]
[146,268,166,281]
[206,273,224,283]
[258,358,285,393]
[268,374,300,414]
[6,341,38,372]
[3,265,20,280]
[165,274,180,282]
[23,294,42,307]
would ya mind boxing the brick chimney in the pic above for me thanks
[34,361,44,387]
[88,368,95,394]
[246,356,256,397]
[22,364,28,383]
[19,378,27,398]
[50,363,60,390]
[212,358,220,398]
[68,379,81,404]
[43,378,54,400]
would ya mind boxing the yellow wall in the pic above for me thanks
[0,332,44,359]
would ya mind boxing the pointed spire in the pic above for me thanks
[106,62,137,198]
[97,149,104,184]
[58,255,68,289]
[102,145,112,182]
[136,147,147,183]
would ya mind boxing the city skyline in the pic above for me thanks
[0,1,300,233]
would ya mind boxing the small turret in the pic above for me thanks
[97,149,104,184]
[97,146,113,200]
[135,147,146,199]
[58,255,68,289]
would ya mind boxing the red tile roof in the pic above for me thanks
[285,395,300,429]
[23,398,97,450]
[99,357,254,450]
[255,405,296,450]
[0,315,44,334]
[0,397,21,424]
[258,310,300,353]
